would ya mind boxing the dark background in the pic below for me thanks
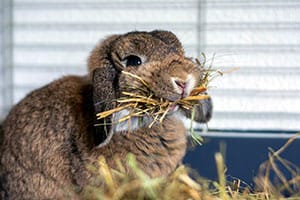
[183,132,300,190]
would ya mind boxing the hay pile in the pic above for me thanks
[90,55,300,199]
[83,135,300,200]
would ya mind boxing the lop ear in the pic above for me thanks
[88,35,121,148]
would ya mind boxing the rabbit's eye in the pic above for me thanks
[125,55,142,67]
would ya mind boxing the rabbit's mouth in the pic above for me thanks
[169,104,179,113]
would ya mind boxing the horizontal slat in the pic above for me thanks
[208,111,300,131]
[14,29,197,46]
[211,88,300,97]
[14,50,89,65]
[203,52,300,68]
[15,0,198,9]
[219,67,300,75]
[13,69,85,86]
[211,72,300,91]
[206,30,300,45]
[206,7,300,23]
[205,0,300,8]
[14,0,300,9]
[15,9,197,24]
[205,44,300,53]
[15,22,195,32]
[15,22,300,32]
[212,94,300,113]
[205,22,300,31]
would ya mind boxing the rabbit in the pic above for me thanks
[0,30,213,199]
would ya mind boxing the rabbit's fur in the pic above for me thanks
[0,30,212,199]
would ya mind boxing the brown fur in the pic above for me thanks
[0,30,212,199]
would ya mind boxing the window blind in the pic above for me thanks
[0,0,13,120]
[202,0,300,132]
[0,2,3,118]
[13,0,199,100]
[0,0,299,133]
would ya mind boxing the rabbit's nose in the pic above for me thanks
[174,80,186,90]
[171,75,195,98]
[172,78,188,97]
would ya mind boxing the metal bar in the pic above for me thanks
[213,111,300,120]
[197,131,300,139]
[191,128,299,139]
[196,0,207,54]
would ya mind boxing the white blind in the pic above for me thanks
[0,0,13,119]
[202,0,300,131]
[0,3,3,117]
[13,0,199,99]
[1,0,299,132]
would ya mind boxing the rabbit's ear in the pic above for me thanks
[92,67,118,116]
[92,67,118,148]
[88,35,121,148]
[150,30,184,55]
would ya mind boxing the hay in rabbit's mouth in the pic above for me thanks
[96,58,212,128]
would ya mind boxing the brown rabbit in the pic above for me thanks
[0,30,212,199]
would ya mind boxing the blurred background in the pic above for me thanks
[0,0,299,184]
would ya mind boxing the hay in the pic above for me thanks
[96,59,212,128]
[96,83,209,126]
[83,134,300,199]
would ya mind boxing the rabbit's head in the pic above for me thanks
[88,30,212,146]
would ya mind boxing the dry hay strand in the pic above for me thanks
[254,133,300,198]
